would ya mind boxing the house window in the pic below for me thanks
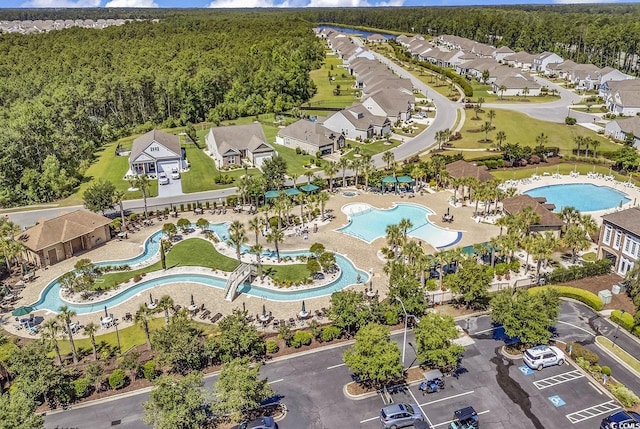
[227,156,235,165]
[623,237,639,259]
[613,230,622,250]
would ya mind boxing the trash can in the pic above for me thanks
[614,282,627,294]
[612,284,622,295]
[598,290,612,305]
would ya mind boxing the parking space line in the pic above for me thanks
[408,384,434,429]
[326,363,345,370]
[589,382,603,395]
[565,400,620,424]
[420,390,475,407]
[533,370,584,389]
[431,410,490,428]
[269,378,284,384]
[360,416,379,423]
[470,325,502,335]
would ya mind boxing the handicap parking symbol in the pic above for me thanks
[548,395,566,407]
[519,365,534,376]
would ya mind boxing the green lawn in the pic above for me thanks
[308,54,358,109]
[450,108,620,155]
[343,139,401,161]
[490,164,632,182]
[596,336,640,374]
[468,79,560,104]
[265,264,312,284]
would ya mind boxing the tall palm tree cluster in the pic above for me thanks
[0,218,27,277]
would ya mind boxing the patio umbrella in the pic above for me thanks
[12,305,34,317]
[301,301,306,314]
[190,294,195,306]
[149,293,154,305]
[242,302,246,312]
[262,304,267,318]
[104,305,108,317]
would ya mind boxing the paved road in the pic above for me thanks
[45,301,640,429]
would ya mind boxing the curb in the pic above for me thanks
[594,335,640,379]
[566,352,618,402]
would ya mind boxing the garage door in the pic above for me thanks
[158,161,179,174]
[254,154,272,168]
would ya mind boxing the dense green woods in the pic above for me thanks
[0,13,323,206]
[299,5,640,73]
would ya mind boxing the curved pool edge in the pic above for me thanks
[522,182,632,213]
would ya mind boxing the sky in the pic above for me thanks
[2,0,639,9]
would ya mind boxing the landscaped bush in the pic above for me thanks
[266,339,280,354]
[601,366,611,376]
[133,274,142,283]
[74,377,91,398]
[384,309,399,325]
[321,325,342,342]
[530,286,603,311]
[565,117,577,125]
[108,369,127,390]
[544,259,611,285]
[611,309,635,332]
[610,382,640,407]
[143,361,157,381]
[291,331,313,348]
[566,342,599,365]
[494,263,509,276]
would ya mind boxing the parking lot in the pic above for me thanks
[352,320,619,429]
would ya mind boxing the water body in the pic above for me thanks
[317,25,396,40]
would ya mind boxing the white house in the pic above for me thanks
[604,117,640,148]
[276,120,345,156]
[492,74,541,96]
[493,46,515,63]
[128,129,183,177]
[361,90,414,123]
[532,52,563,73]
[205,123,276,169]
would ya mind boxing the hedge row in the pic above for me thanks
[529,286,603,311]
[543,259,612,284]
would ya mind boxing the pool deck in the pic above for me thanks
[513,173,640,225]
[3,188,498,338]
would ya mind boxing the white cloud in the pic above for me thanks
[21,0,100,7]
[105,0,159,6]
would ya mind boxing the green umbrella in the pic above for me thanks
[12,305,35,317]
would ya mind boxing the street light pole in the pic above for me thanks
[395,296,408,367]
[612,309,625,349]
[114,317,121,352]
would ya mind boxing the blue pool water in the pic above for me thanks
[524,183,630,212]
[337,203,462,249]
[317,25,396,40]
[31,223,367,313]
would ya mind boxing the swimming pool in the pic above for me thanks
[524,183,630,212]
[337,202,462,249]
[31,223,368,313]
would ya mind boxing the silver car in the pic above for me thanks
[380,403,424,429]
[158,172,169,185]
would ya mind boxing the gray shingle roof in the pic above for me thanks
[602,207,640,236]
[209,123,273,154]
[129,130,180,163]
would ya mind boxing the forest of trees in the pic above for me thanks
[0,12,324,206]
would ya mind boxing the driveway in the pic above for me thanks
[156,161,183,198]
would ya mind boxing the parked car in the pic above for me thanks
[419,369,445,394]
[600,410,640,429]
[523,345,565,370]
[380,403,424,428]
[232,416,276,429]
[449,406,479,429]
[171,167,180,180]
[158,172,169,185]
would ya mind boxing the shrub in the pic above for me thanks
[545,259,611,285]
[601,366,611,376]
[611,309,635,332]
[566,342,599,365]
[510,260,521,272]
[108,369,127,390]
[494,263,509,276]
[384,310,399,325]
[574,356,592,371]
[530,286,603,311]
[74,377,91,398]
[291,331,313,348]
[133,274,142,283]
[143,361,157,381]
[565,117,577,125]
[266,339,280,354]
[321,325,342,342]
[610,382,640,407]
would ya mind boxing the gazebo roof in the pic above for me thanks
[382,176,397,183]
[445,160,494,182]
[265,190,280,199]
[397,175,414,183]
[300,184,319,193]
[284,188,301,196]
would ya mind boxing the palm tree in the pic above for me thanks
[517,206,541,237]
[496,131,506,150]
[560,206,580,231]
[227,220,248,263]
[351,158,363,188]
[398,218,413,240]
[361,158,375,190]
[294,193,306,225]
[83,322,99,361]
[385,224,403,256]
[535,132,548,152]
[135,304,153,350]
[337,157,350,188]
[250,243,264,279]
[579,213,598,238]
[316,191,330,220]
[522,87,530,98]
[58,305,78,364]
[131,174,151,219]
[266,226,284,263]
[574,136,585,157]
[323,161,338,193]
[113,190,127,232]
[531,233,559,282]
[487,109,496,127]
[498,84,507,100]
[157,295,174,325]
[591,139,600,158]
[563,224,591,263]
[521,235,535,273]
[382,151,395,170]
[248,216,265,245]
[41,319,63,365]
[402,240,422,265]
[481,121,492,142]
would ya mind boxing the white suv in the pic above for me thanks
[158,172,169,185]
[523,345,565,370]
[171,167,180,180]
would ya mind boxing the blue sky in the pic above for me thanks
[2,0,639,9]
